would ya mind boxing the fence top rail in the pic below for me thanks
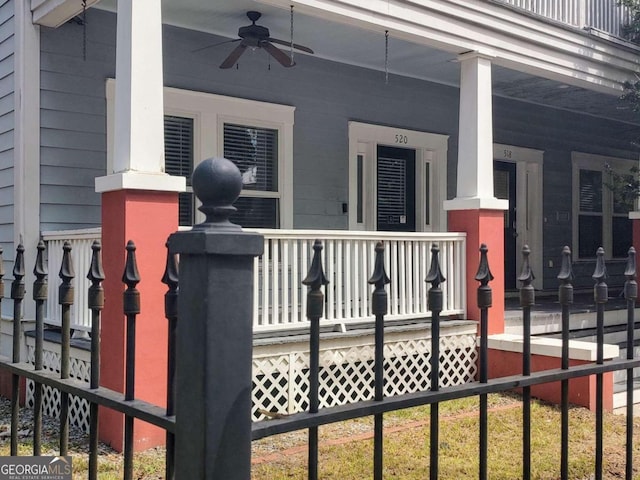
[41,227,101,241]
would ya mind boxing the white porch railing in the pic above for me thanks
[42,227,101,333]
[494,0,633,39]
[42,228,466,333]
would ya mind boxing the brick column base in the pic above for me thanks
[448,209,505,334]
[99,189,178,452]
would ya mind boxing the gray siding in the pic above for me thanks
[41,9,640,289]
[0,0,13,261]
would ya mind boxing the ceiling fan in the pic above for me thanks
[196,11,314,69]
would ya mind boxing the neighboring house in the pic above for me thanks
[1,0,639,449]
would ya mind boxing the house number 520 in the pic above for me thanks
[395,134,408,144]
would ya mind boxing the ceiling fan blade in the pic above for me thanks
[193,38,241,53]
[268,37,314,54]
[262,41,295,67]
[220,43,248,69]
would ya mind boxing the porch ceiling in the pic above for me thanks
[95,0,640,126]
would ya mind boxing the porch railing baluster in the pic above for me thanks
[162,241,178,480]
[369,241,390,480]
[122,240,140,480]
[87,240,104,480]
[426,243,445,480]
[519,245,535,480]
[475,244,493,480]
[558,246,574,480]
[624,247,636,480]
[302,240,328,480]
[58,241,74,457]
[32,241,47,456]
[10,244,22,456]
[592,247,607,480]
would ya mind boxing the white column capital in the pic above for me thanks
[457,49,496,63]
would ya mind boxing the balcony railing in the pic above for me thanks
[494,0,633,39]
[42,228,467,333]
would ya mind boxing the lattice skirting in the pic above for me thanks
[20,321,478,429]
[252,321,478,420]
[25,339,91,432]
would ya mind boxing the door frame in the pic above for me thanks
[348,122,449,232]
[494,144,544,290]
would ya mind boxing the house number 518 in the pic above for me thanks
[395,134,408,144]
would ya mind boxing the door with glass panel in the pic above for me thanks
[376,145,416,232]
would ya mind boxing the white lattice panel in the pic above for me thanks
[252,331,478,420]
[25,344,91,432]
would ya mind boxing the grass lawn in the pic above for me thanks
[0,394,639,479]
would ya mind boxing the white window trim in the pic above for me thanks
[106,79,295,228]
[572,151,636,260]
[348,121,448,232]
[493,143,544,289]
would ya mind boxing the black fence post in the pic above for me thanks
[302,239,328,480]
[369,241,390,480]
[58,241,74,457]
[592,247,607,480]
[557,246,573,480]
[426,243,445,480]
[170,157,263,480]
[32,241,47,456]
[475,243,493,480]
[10,244,24,456]
[518,245,535,480]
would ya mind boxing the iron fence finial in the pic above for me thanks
[58,241,74,306]
[557,246,573,306]
[162,241,179,320]
[624,247,637,301]
[87,241,105,311]
[519,245,535,308]
[302,240,329,320]
[123,240,140,315]
[11,244,25,301]
[33,240,48,302]
[368,241,390,317]
[592,247,608,304]
[475,243,493,310]
[426,243,446,289]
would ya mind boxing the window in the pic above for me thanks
[573,153,634,259]
[106,79,294,229]
[164,115,194,226]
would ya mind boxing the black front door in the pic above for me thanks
[377,146,416,232]
[494,161,517,290]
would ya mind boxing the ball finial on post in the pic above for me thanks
[191,157,243,231]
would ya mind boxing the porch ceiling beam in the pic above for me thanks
[259,0,640,94]
[31,0,101,28]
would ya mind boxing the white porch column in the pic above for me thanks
[444,50,505,210]
[444,50,507,334]
[94,0,184,452]
[95,0,184,192]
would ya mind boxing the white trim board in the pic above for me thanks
[493,143,544,289]
[348,121,449,232]
[106,79,295,228]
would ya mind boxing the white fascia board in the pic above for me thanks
[32,0,101,28]
[259,0,640,93]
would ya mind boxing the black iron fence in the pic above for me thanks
[0,157,637,479]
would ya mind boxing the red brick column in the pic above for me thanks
[448,209,505,334]
[99,189,178,451]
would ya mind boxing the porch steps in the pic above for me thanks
[541,322,640,409]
